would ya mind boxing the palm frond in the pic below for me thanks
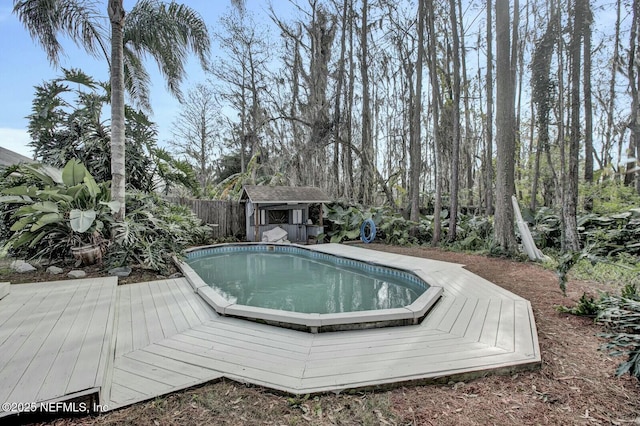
[13,0,108,66]
[123,0,211,101]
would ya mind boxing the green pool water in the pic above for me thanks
[187,251,428,314]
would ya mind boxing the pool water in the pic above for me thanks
[187,251,428,314]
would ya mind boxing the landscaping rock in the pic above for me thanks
[67,270,87,279]
[46,266,64,275]
[169,272,183,279]
[10,260,36,273]
[108,266,132,277]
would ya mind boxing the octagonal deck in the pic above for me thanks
[0,244,540,417]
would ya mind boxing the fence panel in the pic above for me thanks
[167,198,246,239]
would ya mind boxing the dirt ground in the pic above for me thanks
[6,244,640,425]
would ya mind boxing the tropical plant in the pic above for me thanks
[556,292,601,317]
[599,294,640,379]
[14,0,214,218]
[26,69,198,194]
[0,160,118,261]
[107,191,212,274]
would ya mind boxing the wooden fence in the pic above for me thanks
[167,198,246,240]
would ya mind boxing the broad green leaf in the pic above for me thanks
[37,189,73,203]
[330,234,343,244]
[62,159,87,187]
[346,228,360,239]
[32,201,59,213]
[12,232,36,248]
[69,209,96,233]
[2,186,29,196]
[66,184,84,200]
[99,200,121,214]
[10,216,35,231]
[84,173,100,198]
[28,230,48,247]
[0,195,27,203]
[31,213,63,231]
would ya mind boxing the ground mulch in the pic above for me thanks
[6,244,639,425]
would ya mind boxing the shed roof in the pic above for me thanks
[0,147,34,168]
[240,185,331,204]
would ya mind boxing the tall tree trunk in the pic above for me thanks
[604,0,621,177]
[485,1,494,216]
[410,0,425,230]
[494,0,517,252]
[108,0,126,220]
[343,2,355,200]
[583,1,594,210]
[531,5,557,212]
[427,0,442,246]
[564,0,584,251]
[629,0,640,193]
[448,0,461,242]
[359,0,373,204]
[333,0,349,197]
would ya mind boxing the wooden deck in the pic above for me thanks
[0,277,117,418]
[0,244,541,417]
[106,278,221,409]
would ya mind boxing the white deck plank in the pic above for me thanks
[479,298,502,347]
[195,322,312,355]
[127,348,219,379]
[0,282,77,404]
[115,284,133,358]
[67,278,117,392]
[0,284,57,347]
[111,367,172,395]
[139,281,165,344]
[158,280,190,333]
[148,280,178,338]
[302,345,508,380]
[146,341,303,390]
[109,383,148,405]
[179,328,310,364]
[462,298,491,342]
[129,282,150,351]
[10,282,91,403]
[435,296,468,333]
[170,279,207,328]
[495,299,516,352]
[115,356,202,388]
[174,278,218,323]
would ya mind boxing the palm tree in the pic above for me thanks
[13,0,213,219]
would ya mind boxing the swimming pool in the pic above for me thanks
[179,244,442,332]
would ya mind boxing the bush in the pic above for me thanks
[599,292,640,379]
[107,191,212,274]
[0,160,117,261]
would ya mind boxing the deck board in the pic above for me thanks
[1,244,541,417]
[0,278,117,418]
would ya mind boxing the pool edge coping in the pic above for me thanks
[175,242,443,332]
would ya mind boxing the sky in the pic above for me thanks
[0,0,277,159]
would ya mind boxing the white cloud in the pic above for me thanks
[0,128,33,158]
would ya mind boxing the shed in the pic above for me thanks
[239,185,331,243]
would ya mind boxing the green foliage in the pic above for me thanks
[27,69,197,195]
[581,180,640,215]
[0,160,116,261]
[107,191,212,274]
[556,292,601,317]
[207,152,287,200]
[599,294,640,379]
[569,254,640,287]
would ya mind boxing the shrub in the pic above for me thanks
[0,160,117,261]
[107,191,212,274]
[599,294,640,379]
